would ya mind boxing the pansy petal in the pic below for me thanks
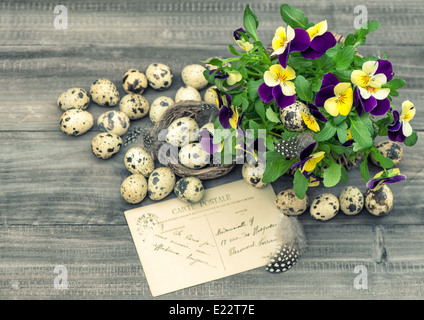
[277,43,290,68]
[362,60,379,76]
[401,100,415,121]
[289,28,310,52]
[258,82,274,103]
[370,73,387,87]
[324,97,339,117]
[301,47,325,59]
[388,110,401,132]
[402,121,413,137]
[307,103,328,122]
[273,85,296,109]
[358,86,372,100]
[315,85,335,107]
[286,25,295,42]
[372,88,390,100]
[219,106,232,129]
[388,129,406,143]
[282,66,296,81]
[299,142,317,160]
[351,70,369,87]
[376,59,394,82]
[310,31,336,53]
[370,98,390,116]
[321,73,340,89]
[264,70,280,87]
[280,80,296,96]
[362,95,377,113]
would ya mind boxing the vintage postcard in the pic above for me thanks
[124,179,281,297]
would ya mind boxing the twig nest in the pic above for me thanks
[181,64,209,90]
[119,93,150,120]
[370,141,403,167]
[147,167,176,201]
[339,186,364,215]
[280,101,310,132]
[97,110,130,136]
[124,147,155,177]
[91,132,123,159]
[274,188,308,216]
[178,143,210,169]
[122,69,148,94]
[120,174,148,204]
[145,63,173,91]
[149,96,174,123]
[59,109,94,136]
[175,86,202,102]
[204,86,218,105]
[310,193,339,221]
[165,116,199,147]
[89,79,120,107]
[57,87,90,111]
[365,184,394,216]
[174,177,205,204]
[241,162,268,188]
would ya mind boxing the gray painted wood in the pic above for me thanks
[1,0,423,300]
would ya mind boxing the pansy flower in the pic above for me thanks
[209,69,229,80]
[258,64,296,109]
[214,88,245,132]
[366,168,406,191]
[308,173,323,187]
[351,60,390,100]
[353,86,391,116]
[388,100,416,142]
[290,142,325,177]
[299,102,328,132]
[226,71,243,86]
[314,73,353,116]
[233,28,254,52]
[301,20,337,60]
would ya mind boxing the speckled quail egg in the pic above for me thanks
[120,174,148,204]
[310,193,339,221]
[274,188,308,215]
[179,143,210,169]
[203,86,218,105]
[91,132,123,159]
[181,64,209,90]
[147,167,176,201]
[57,87,90,111]
[149,96,174,123]
[339,186,364,215]
[175,86,202,103]
[370,141,403,167]
[200,122,215,134]
[59,109,94,136]
[89,78,120,107]
[145,63,173,90]
[242,162,268,188]
[119,93,150,120]
[365,184,394,216]
[165,116,199,147]
[97,110,130,136]
[124,147,155,177]
[174,177,205,204]
[280,101,310,132]
[122,69,148,94]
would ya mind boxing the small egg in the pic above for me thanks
[124,147,155,177]
[149,96,174,123]
[122,69,148,94]
[200,122,215,134]
[145,63,173,90]
[89,79,120,107]
[97,110,130,136]
[274,188,308,215]
[242,162,268,188]
[339,186,364,215]
[59,109,94,136]
[370,141,403,167]
[119,93,150,120]
[280,101,310,132]
[147,167,176,201]
[91,132,123,159]
[181,64,209,90]
[57,87,90,111]
[165,116,199,147]
[310,193,339,221]
[203,86,218,105]
[120,174,148,204]
[175,86,202,103]
[365,184,394,216]
[178,143,210,169]
[204,56,222,71]
[174,177,205,204]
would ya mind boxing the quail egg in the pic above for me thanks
[175,86,202,102]
[119,93,150,120]
[178,143,210,169]
[370,141,403,167]
[242,162,268,188]
[165,116,199,147]
[124,147,155,177]
[145,63,173,90]
[57,87,90,111]
[200,122,215,134]
[59,109,94,136]
[310,193,339,221]
[97,110,130,136]
[203,86,218,105]
[174,177,205,204]
[147,167,176,201]
[91,132,123,159]
[365,184,394,216]
[149,96,174,123]
[280,101,310,132]
[120,174,148,204]
[274,188,308,215]
[181,64,209,90]
[122,69,148,94]
[89,78,120,107]
[339,186,364,215]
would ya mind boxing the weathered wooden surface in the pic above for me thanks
[1,0,423,300]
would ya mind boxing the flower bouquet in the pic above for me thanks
[202,4,417,199]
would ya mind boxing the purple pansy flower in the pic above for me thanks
[290,142,325,178]
[387,100,416,143]
[353,86,391,116]
[366,169,406,190]
[301,20,337,60]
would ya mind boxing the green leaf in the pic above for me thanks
[280,4,308,29]
[294,75,314,103]
[340,166,349,184]
[265,107,281,123]
[350,118,373,148]
[359,151,370,182]
[335,45,355,71]
[314,122,337,142]
[293,169,309,199]
[404,130,418,147]
[323,159,342,188]
[243,5,259,40]
[228,44,240,56]
[254,99,266,121]
[344,33,356,46]
[370,146,394,169]
[247,79,262,101]
[262,152,295,183]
